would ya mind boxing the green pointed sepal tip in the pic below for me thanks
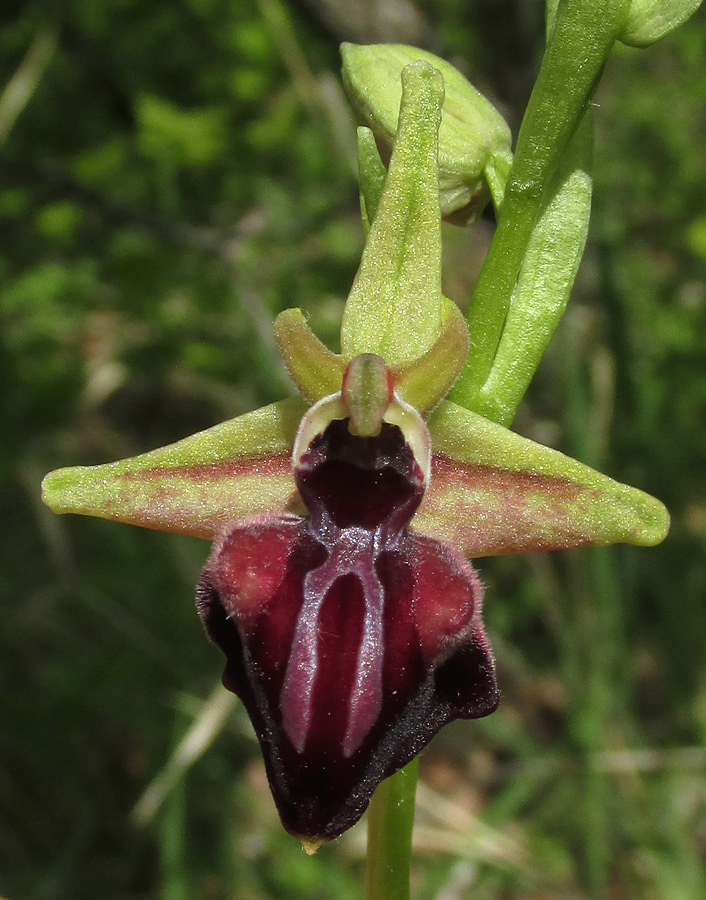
[41,399,306,538]
[274,308,345,403]
[341,60,445,365]
[416,400,670,558]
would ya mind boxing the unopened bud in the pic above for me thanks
[341,43,512,225]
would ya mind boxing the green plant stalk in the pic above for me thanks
[365,758,419,900]
[451,0,631,410]
[160,723,191,900]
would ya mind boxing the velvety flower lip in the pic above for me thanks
[196,370,499,841]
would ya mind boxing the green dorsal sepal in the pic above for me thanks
[341,61,445,365]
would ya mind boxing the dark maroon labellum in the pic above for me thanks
[197,416,498,841]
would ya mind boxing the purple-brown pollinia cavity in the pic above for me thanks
[197,358,498,841]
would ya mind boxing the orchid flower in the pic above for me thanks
[42,61,668,845]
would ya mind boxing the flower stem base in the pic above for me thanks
[365,758,418,900]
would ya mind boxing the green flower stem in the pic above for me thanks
[365,758,419,900]
[451,0,631,411]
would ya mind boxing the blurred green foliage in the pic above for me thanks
[1,2,705,899]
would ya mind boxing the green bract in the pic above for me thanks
[472,114,594,426]
[450,0,632,411]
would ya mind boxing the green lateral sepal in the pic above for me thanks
[41,399,306,538]
[415,400,670,558]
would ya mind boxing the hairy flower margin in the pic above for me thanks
[42,55,669,843]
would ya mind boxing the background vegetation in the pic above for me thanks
[1,1,705,898]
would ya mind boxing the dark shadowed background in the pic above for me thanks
[1,1,705,898]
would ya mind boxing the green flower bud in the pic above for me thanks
[341,42,513,225]
[619,0,702,46]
